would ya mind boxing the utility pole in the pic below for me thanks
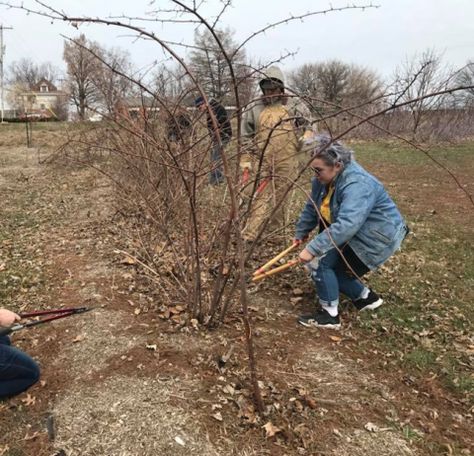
[1,24,13,123]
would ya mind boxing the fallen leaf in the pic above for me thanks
[21,394,36,407]
[169,306,183,315]
[304,397,317,409]
[23,431,40,441]
[329,335,342,342]
[212,412,223,421]
[223,384,235,395]
[294,400,304,413]
[121,255,137,265]
[263,421,281,438]
[174,436,185,446]
[364,422,379,432]
[239,403,257,423]
[159,309,171,320]
[72,335,83,343]
[171,314,182,323]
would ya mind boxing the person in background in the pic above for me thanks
[240,65,313,241]
[195,96,232,185]
[294,135,408,329]
[0,308,40,398]
[166,108,193,144]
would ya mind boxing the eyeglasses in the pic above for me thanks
[310,166,325,175]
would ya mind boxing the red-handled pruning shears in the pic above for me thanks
[0,306,93,337]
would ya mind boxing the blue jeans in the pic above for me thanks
[0,336,40,399]
[311,246,367,311]
[209,141,227,185]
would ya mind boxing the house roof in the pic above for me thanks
[119,96,158,108]
[31,78,58,92]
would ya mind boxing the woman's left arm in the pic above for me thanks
[305,180,376,257]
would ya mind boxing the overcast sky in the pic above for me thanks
[1,0,473,81]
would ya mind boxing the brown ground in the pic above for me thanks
[0,135,472,456]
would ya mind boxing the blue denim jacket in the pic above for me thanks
[295,160,407,270]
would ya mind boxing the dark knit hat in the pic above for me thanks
[194,96,205,107]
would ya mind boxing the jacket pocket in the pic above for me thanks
[371,228,394,244]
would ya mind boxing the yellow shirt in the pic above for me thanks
[320,183,335,224]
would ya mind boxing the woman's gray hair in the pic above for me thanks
[306,134,354,167]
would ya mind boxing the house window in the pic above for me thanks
[40,84,48,93]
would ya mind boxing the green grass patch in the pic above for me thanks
[353,140,474,167]
[403,348,437,371]
[337,140,474,405]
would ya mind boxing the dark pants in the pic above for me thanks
[0,336,40,399]
[209,139,229,185]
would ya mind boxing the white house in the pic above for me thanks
[17,78,68,120]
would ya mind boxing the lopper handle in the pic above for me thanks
[253,243,298,276]
[20,306,88,318]
[252,259,299,282]
[0,325,21,337]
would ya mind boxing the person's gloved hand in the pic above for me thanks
[240,153,253,172]
[0,309,21,327]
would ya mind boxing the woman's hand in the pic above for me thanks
[0,309,21,326]
[299,248,314,263]
[293,235,309,246]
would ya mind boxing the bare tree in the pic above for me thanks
[391,49,448,138]
[152,63,191,102]
[92,46,134,115]
[189,27,250,104]
[456,61,474,107]
[7,57,60,87]
[63,34,103,120]
[289,60,384,113]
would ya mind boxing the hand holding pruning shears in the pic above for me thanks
[295,238,320,274]
[0,306,93,337]
[0,309,21,327]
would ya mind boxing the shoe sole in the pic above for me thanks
[358,298,383,311]
[298,320,341,330]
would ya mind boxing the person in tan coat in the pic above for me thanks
[240,66,314,241]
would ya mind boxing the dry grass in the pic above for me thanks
[1,126,473,455]
[53,376,222,456]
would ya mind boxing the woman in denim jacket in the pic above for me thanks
[295,135,408,329]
